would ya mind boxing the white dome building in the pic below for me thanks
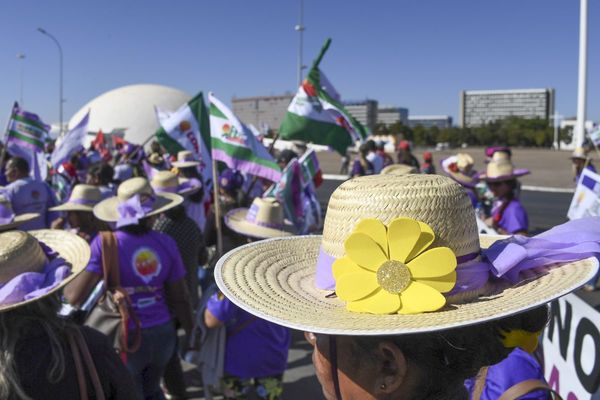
[69,84,191,145]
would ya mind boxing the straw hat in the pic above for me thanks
[93,177,183,222]
[150,171,200,197]
[49,184,102,212]
[479,160,530,182]
[224,197,296,239]
[571,147,590,160]
[171,150,200,168]
[0,195,39,232]
[147,153,164,165]
[380,164,417,175]
[215,174,597,335]
[440,154,478,188]
[0,229,90,311]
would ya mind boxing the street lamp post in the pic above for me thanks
[295,0,305,87]
[37,28,63,135]
[575,0,588,148]
[16,53,25,106]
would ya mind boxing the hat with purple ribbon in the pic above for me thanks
[171,150,201,168]
[0,229,90,311]
[225,197,296,240]
[93,177,183,226]
[0,195,39,232]
[479,160,530,182]
[150,171,201,197]
[49,184,103,212]
[440,154,479,188]
[214,174,598,335]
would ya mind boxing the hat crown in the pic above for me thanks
[116,177,154,201]
[177,150,195,162]
[456,153,474,170]
[321,174,480,259]
[69,184,102,203]
[486,160,514,178]
[0,231,47,283]
[247,198,285,225]
[151,171,178,189]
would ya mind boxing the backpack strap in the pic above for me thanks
[100,231,120,290]
[498,379,562,400]
[472,367,489,400]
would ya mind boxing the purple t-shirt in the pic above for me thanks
[465,348,547,399]
[86,231,186,329]
[207,294,291,379]
[492,199,528,234]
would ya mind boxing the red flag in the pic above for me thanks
[92,130,112,162]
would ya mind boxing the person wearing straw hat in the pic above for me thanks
[64,177,194,400]
[420,151,435,174]
[214,174,600,399]
[379,164,418,176]
[350,143,375,178]
[571,147,596,183]
[440,153,480,208]
[205,197,293,400]
[0,194,39,232]
[172,150,207,232]
[479,160,530,235]
[0,229,136,399]
[49,184,109,242]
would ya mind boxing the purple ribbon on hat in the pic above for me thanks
[0,242,72,306]
[245,203,287,230]
[316,217,600,294]
[69,198,98,206]
[0,204,15,225]
[116,194,156,228]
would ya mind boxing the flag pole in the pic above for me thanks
[243,134,280,202]
[212,157,223,258]
[311,38,332,70]
[0,103,17,172]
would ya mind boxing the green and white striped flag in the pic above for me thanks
[279,39,367,155]
[154,92,212,186]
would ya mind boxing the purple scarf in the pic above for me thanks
[116,194,155,228]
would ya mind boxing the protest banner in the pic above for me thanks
[568,168,600,220]
[543,294,600,399]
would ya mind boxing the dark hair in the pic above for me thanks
[164,204,187,221]
[88,163,114,185]
[350,306,549,399]
[365,140,376,152]
[118,217,152,235]
[150,141,161,154]
[8,157,29,174]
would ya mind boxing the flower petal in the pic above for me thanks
[332,257,365,281]
[345,232,388,271]
[347,288,401,314]
[336,271,379,301]
[354,218,388,258]
[407,247,457,279]
[398,281,446,314]
[415,271,457,293]
[406,222,435,262]
[387,218,421,263]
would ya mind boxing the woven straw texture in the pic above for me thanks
[320,174,480,259]
[0,230,91,312]
[216,235,598,335]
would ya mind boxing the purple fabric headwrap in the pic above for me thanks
[219,169,244,193]
[116,194,156,228]
[0,242,72,306]
[0,203,15,225]
[316,217,600,295]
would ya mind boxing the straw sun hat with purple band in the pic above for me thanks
[0,195,39,232]
[150,171,201,197]
[215,174,599,335]
[49,184,102,212]
[171,150,201,168]
[0,230,90,311]
[479,160,530,182]
[225,197,296,240]
[440,154,478,188]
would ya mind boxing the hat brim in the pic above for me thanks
[0,213,41,232]
[49,202,95,212]
[0,230,91,312]
[172,161,200,168]
[215,235,598,336]
[224,208,296,240]
[480,169,530,182]
[93,192,183,222]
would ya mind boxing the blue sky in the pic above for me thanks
[0,0,598,130]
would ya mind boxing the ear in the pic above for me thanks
[374,340,408,396]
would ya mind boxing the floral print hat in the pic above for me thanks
[215,174,599,335]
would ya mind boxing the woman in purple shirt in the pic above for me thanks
[480,160,530,235]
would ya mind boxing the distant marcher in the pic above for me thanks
[172,151,206,232]
[485,146,512,163]
[376,142,394,168]
[276,149,298,170]
[87,163,116,199]
[396,140,420,169]
[350,143,374,178]
[420,151,436,174]
[112,163,134,185]
[440,153,479,208]
[339,151,350,175]
[480,160,530,235]
[571,147,596,183]
[0,157,58,230]
[0,229,136,399]
[365,140,383,173]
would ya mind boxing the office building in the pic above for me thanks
[459,88,555,128]
[408,115,453,129]
[377,106,409,126]
[343,99,378,133]
[232,94,294,133]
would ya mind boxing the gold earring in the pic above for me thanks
[380,383,386,390]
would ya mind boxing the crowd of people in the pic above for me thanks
[0,135,599,400]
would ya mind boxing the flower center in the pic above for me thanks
[376,260,411,294]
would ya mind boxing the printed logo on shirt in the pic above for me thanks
[131,247,162,283]
[31,190,40,199]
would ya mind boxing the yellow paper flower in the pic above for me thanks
[333,217,457,315]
